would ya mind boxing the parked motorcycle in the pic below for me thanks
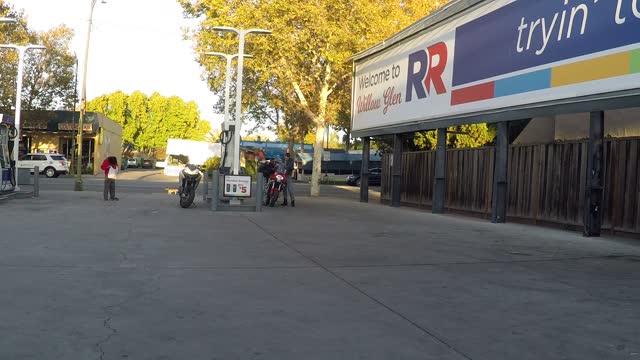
[178,164,202,208]
[265,170,287,207]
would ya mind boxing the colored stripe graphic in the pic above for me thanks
[551,52,629,87]
[494,70,551,98]
[452,49,639,106]
[451,82,494,106]
[631,49,640,74]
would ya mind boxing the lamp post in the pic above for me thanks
[205,51,252,170]
[211,27,271,175]
[71,52,79,174]
[0,44,46,191]
[75,0,106,191]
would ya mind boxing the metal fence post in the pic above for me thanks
[203,170,209,202]
[33,166,39,197]
[584,111,604,237]
[255,174,264,212]
[211,172,219,212]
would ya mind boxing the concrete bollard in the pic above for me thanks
[255,175,264,212]
[33,166,39,197]
[203,170,208,202]
[211,172,219,212]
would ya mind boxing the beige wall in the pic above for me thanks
[92,113,123,175]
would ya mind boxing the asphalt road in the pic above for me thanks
[1,186,638,359]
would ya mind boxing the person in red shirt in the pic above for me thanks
[100,156,119,201]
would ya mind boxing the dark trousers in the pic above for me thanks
[104,178,116,199]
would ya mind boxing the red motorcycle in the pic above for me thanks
[265,170,287,207]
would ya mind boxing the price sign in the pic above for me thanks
[223,175,252,197]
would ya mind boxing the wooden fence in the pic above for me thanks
[381,138,640,234]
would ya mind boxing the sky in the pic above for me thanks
[9,0,223,130]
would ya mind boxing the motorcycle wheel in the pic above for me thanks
[180,187,196,208]
[269,189,279,207]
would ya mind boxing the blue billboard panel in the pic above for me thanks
[453,0,640,86]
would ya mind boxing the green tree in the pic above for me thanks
[180,0,444,196]
[413,124,495,150]
[0,7,76,112]
[86,91,211,156]
[22,25,76,110]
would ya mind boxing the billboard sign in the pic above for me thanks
[352,0,640,132]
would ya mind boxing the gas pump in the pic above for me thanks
[0,123,17,190]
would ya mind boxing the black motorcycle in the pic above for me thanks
[178,164,202,208]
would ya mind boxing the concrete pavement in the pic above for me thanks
[0,190,638,359]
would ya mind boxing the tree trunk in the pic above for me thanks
[310,123,325,197]
[287,136,295,157]
[345,129,351,151]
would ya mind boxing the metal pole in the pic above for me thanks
[391,134,403,207]
[0,45,46,191]
[433,128,447,214]
[71,53,79,175]
[491,122,509,223]
[360,136,370,203]
[205,52,253,171]
[76,0,101,191]
[211,173,219,212]
[33,165,39,197]
[210,27,270,175]
[202,169,208,202]
[232,31,247,176]
[255,174,264,212]
[584,111,604,237]
[12,47,25,191]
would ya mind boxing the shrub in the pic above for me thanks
[203,156,221,172]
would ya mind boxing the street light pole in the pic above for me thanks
[75,0,105,191]
[0,44,46,191]
[71,52,79,174]
[205,51,252,170]
[211,27,271,175]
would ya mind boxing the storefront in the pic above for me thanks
[1,110,122,175]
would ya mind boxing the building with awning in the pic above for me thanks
[1,110,122,175]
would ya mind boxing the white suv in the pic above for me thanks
[17,153,70,178]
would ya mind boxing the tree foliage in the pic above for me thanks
[414,124,496,150]
[0,4,76,112]
[86,91,211,156]
[179,0,444,196]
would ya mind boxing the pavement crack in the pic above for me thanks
[96,316,116,360]
[246,218,475,360]
[94,282,161,360]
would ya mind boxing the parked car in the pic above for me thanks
[141,159,153,169]
[155,160,166,169]
[346,168,382,186]
[126,158,137,168]
[16,153,69,178]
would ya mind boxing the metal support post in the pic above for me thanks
[360,136,370,203]
[491,122,509,223]
[433,128,447,214]
[391,134,403,207]
[203,170,209,202]
[33,166,39,197]
[255,174,264,212]
[211,173,220,212]
[584,111,604,237]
